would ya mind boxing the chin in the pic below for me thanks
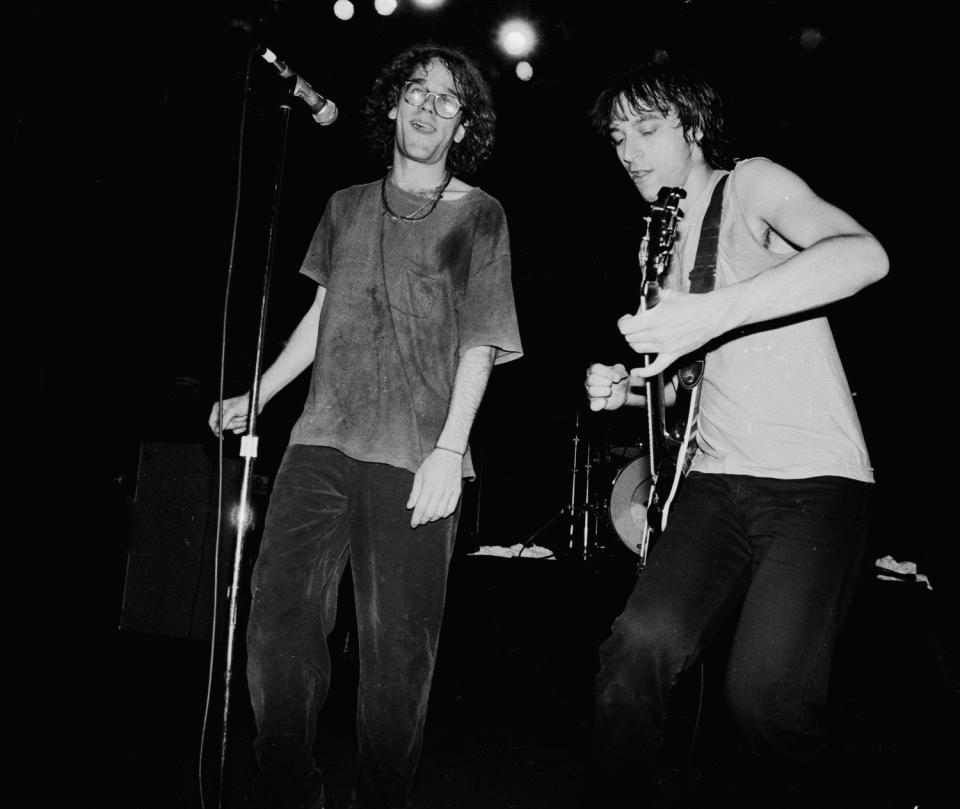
[635,187,659,204]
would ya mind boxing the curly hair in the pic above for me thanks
[363,44,496,178]
[591,62,734,170]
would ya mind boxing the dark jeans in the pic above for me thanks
[592,472,871,803]
[247,445,459,809]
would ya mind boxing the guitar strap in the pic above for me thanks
[677,173,728,389]
[670,173,728,484]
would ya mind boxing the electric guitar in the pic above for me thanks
[634,186,702,566]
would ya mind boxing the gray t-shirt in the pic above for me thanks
[289,178,523,476]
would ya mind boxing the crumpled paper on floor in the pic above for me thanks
[875,555,932,590]
[470,543,556,559]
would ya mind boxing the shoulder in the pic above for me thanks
[441,181,508,226]
[729,157,825,226]
[461,185,506,217]
[323,180,381,219]
[442,176,474,200]
[442,177,502,208]
[330,180,380,204]
[731,157,813,202]
[730,158,875,248]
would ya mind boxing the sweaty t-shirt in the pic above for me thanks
[288,178,523,476]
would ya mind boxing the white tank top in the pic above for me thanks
[672,159,873,482]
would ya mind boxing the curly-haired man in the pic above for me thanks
[210,44,521,809]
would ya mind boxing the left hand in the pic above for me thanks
[618,289,726,378]
[407,448,463,527]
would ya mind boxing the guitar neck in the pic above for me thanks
[637,185,685,471]
[644,374,670,470]
[639,283,672,470]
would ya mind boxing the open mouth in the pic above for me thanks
[411,119,436,133]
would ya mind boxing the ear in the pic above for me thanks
[388,105,398,121]
[453,121,467,144]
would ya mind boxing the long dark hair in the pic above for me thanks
[363,44,496,177]
[591,62,733,169]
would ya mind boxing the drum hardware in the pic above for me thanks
[607,454,652,556]
[521,410,608,560]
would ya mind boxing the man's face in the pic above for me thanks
[609,98,699,203]
[389,58,467,169]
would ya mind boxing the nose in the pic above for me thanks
[419,92,439,114]
[620,132,643,164]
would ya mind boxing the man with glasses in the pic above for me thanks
[209,45,521,809]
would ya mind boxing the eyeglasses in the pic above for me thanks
[402,81,464,119]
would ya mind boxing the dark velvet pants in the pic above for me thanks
[246,445,459,809]
[592,472,871,804]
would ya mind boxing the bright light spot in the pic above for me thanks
[412,0,446,9]
[374,0,397,14]
[333,0,355,21]
[498,19,537,58]
[799,26,825,50]
[229,503,256,531]
[516,60,533,81]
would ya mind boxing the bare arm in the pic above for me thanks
[621,160,889,376]
[258,285,326,407]
[208,285,326,435]
[407,345,496,527]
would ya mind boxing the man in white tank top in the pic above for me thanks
[583,62,887,808]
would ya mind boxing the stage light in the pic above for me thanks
[497,19,537,59]
[516,60,533,81]
[412,0,446,9]
[374,0,398,14]
[799,26,825,50]
[333,0,355,20]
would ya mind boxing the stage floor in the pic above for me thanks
[96,552,955,809]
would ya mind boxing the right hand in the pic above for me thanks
[585,363,631,412]
[208,394,252,437]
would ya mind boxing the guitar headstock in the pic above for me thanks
[650,186,685,257]
[638,186,685,286]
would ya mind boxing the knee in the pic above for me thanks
[605,605,693,664]
[246,585,301,662]
[246,600,281,665]
[596,609,690,698]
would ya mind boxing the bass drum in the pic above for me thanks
[608,454,652,555]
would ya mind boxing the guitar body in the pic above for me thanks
[645,380,700,550]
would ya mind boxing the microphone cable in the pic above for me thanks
[198,41,259,809]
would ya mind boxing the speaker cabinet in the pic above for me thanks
[119,441,265,639]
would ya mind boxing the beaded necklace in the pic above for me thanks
[380,170,453,223]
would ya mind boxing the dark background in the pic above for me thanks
[18,0,946,549]
[14,1,954,806]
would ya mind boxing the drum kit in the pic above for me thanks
[522,410,653,561]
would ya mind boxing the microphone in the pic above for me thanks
[261,48,338,126]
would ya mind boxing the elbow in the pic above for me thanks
[842,233,889,291]
[862,234,890,285]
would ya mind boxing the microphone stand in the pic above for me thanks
[217,99,293,808]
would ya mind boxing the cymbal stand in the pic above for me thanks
[522,410,604,560]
